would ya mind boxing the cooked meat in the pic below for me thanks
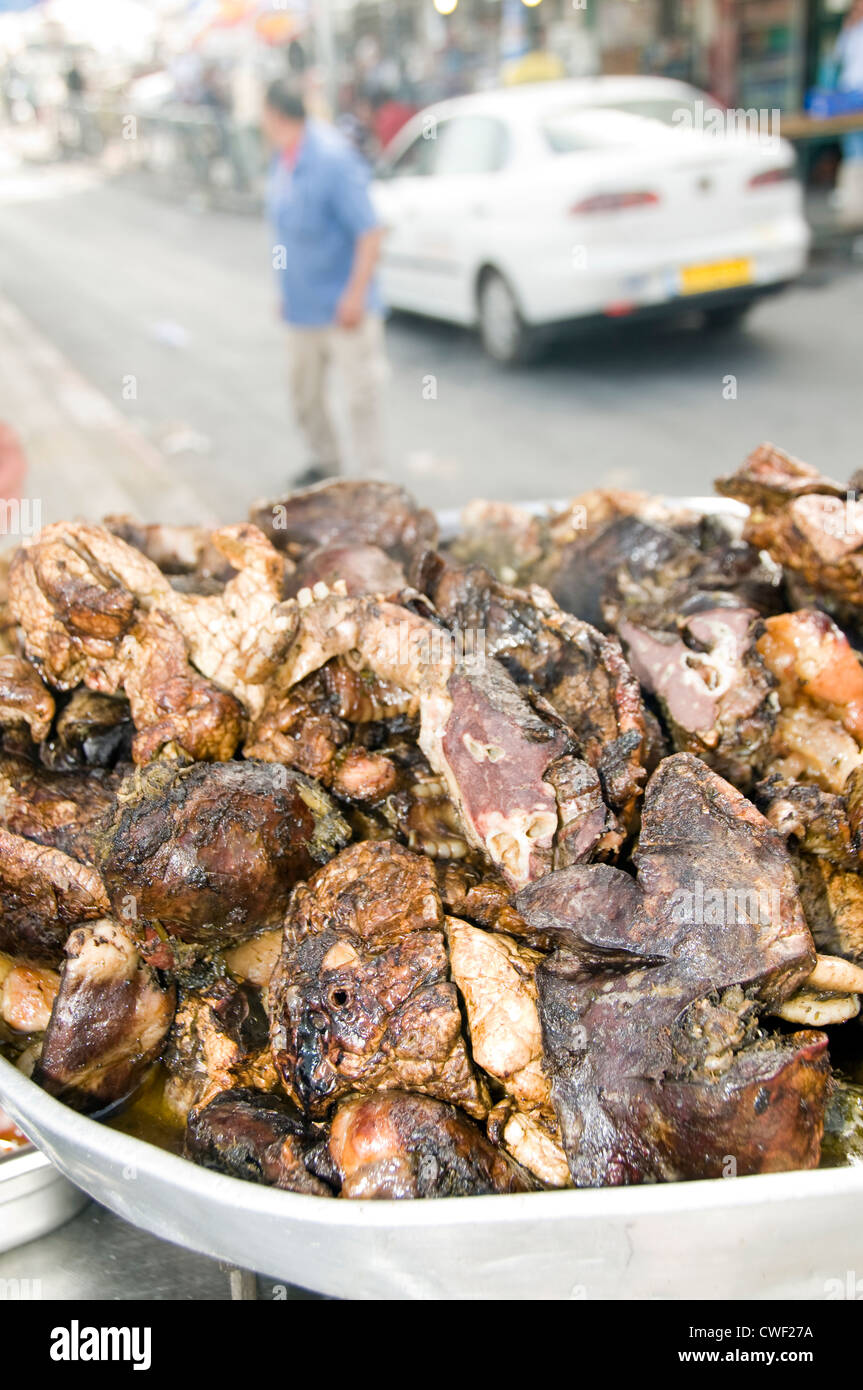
[718,444,863,621]
[269,841,488,1119]
[517,753,827,1184]
[445,916,569,1184]
[0,827,110,962]
[426,561,649,832]
[324,1090,536,1198]
[41,688,132,770]
[265,586,605,887]
[757,611,863,791]
[98,758,350,949]
[163,977,277,1121]
[8,520,295,728]
[285,544,406,599]
[223,929,283,991]
[617,604,776,788]
[0,952,59,1034]
[185,1088,330,1195]
[35,919,176,1111]
[447,499,544,584]
[103,516,238,583]
[755,774,863,871]
[249,480,437,567]
[0,753,119,863]
[123,609,245,763]
[717,441,846,509]
[0,655,54,746]
[795,854,863,962]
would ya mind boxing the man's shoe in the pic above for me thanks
[290,464,338,489]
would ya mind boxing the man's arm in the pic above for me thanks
[337,226,384,329]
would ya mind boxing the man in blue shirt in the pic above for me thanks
[263,80,387,485]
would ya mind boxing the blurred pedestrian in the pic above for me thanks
[263,80,387,486]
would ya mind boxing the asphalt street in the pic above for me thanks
[0,160,861,520]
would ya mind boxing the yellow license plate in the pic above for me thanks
[679,258,753,296]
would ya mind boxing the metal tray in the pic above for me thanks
[0,1141,89,1254]
[0,494,860,1298]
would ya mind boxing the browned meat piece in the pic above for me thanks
[716,441,846,511]
[36,919,176,1112]
[103,516,239,584]
[223,929,283,991]
[0,952,59,1034]
[324,1091,536,1198]
[40,688,132,770]
[445,917,570,1186]
[447,499,545,583]
[98,759,350,950]
[517,753,827,1185]
[719,444,863,621]
[616,604,776,789]
[0,753,119,863]
[0,828,110,962]
[0,655,54,746]
[285,544,406,599]
[185,1088,330,1195]
[163,977,277,1122]
[265,587,605,887]
[270,841,488,1119]
[8,521,295,739]
[250,480,437,568]
[123,610,245,763]
[757,611,863,792]
[425,560,649,833]
[796,855,863,963]
[755,774,863,872]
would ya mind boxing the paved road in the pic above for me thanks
[0,161,861,521]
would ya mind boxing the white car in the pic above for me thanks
[372,77,810,363]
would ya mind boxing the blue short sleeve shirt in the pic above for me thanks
[267,121,383,326]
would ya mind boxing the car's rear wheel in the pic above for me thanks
[477,270,538,365]
[702,300,754,331]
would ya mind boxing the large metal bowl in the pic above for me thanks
[1,1055,862,1298]
[1,495,861,1298]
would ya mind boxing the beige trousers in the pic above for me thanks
[287,314,387,477]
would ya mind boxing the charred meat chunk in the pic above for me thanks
[616,604,776,789]
[98,758,350,949]
[163,976,277,1121]
[0,828,110,963]
[426,561,649,833]
[718,443,863,622]
[0,753,119,863]
[324,1090,536,1198]
[517,754,827,1185]
[250,479,437,568]
[285,544,406,599]
[185,1087,330,1195]
[270,841,488,1119]
[36,919,176,1112]
[41,689,132,770]
[0,655,55,748]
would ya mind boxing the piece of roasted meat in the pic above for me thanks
[270,840,488,1119]
[717,442,863,625]
[185,1087,330,1195]
[517,754,829,1185]
[320,1090,536,1199]
[98,758,350,951]
[35,919,176,1112]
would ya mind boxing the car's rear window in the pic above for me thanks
[542,101,702,153]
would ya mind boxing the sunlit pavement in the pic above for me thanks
[0,160,861,520]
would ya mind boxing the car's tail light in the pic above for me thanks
[569,191,660,214]
[748,167,793,189]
